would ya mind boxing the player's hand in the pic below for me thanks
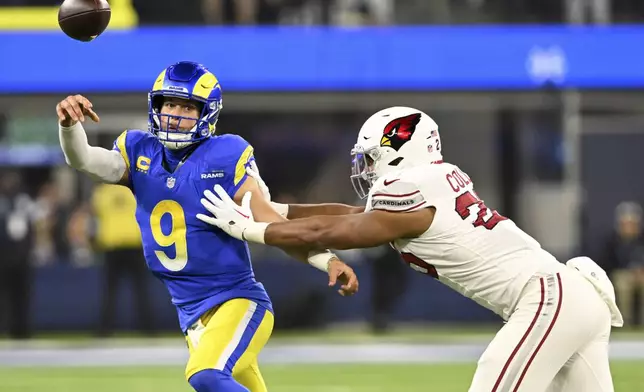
[197,184,257,241]
[246,162,271,202]
[327,258,359,296]
[56,94,100,127]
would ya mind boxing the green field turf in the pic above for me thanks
[1,362,642,392]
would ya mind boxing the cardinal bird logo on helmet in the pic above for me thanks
[380,113,421,151]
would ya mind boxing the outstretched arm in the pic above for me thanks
[263,209,434,250]
[233,177,359,295]
[57,95,128,185]
[198,184,434,251]
[200,173,433,252]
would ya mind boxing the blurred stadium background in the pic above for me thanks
[1,0,644,391]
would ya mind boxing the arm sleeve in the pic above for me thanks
[59,122,127,183]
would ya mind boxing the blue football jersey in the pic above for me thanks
[113,130,272,332]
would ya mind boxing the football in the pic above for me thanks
[58,0,111,42]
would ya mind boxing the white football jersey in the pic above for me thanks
[365,162,562,320]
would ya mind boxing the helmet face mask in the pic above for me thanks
[148,61,223,150]
[350,145,378,199]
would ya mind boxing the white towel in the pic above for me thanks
[566,256,624,327]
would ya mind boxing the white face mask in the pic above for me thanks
[350,145,381,199]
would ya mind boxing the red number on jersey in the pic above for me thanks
[455,191,507,230]
[400,252,438,279]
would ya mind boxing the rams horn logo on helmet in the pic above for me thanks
[380,113,421,151]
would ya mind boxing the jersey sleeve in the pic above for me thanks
[111,129,148,183]
[112,130,132,172]
[218,135,256,198]
[370,177,428,213]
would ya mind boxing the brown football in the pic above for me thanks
[58,0,111,42]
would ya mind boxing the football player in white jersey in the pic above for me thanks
[196,106,623,392]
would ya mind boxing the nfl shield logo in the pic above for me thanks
[166,177,176,189]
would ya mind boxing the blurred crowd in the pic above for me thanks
[0,170,155,338]
[1,0,644,24]
[603,202,644,328]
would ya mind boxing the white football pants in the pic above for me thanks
[469,267,615,392]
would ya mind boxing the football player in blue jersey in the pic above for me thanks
[56,61,359,392]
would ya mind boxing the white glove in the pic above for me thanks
[196,184,268,244]
[246,163,289,218]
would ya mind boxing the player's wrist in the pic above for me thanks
[241,221,268,244]
[307,250,336,272]
[270,202,289,218]
[59,121,82,132]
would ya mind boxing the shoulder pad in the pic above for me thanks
[370,176,427,213]
[210,134,254,187]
